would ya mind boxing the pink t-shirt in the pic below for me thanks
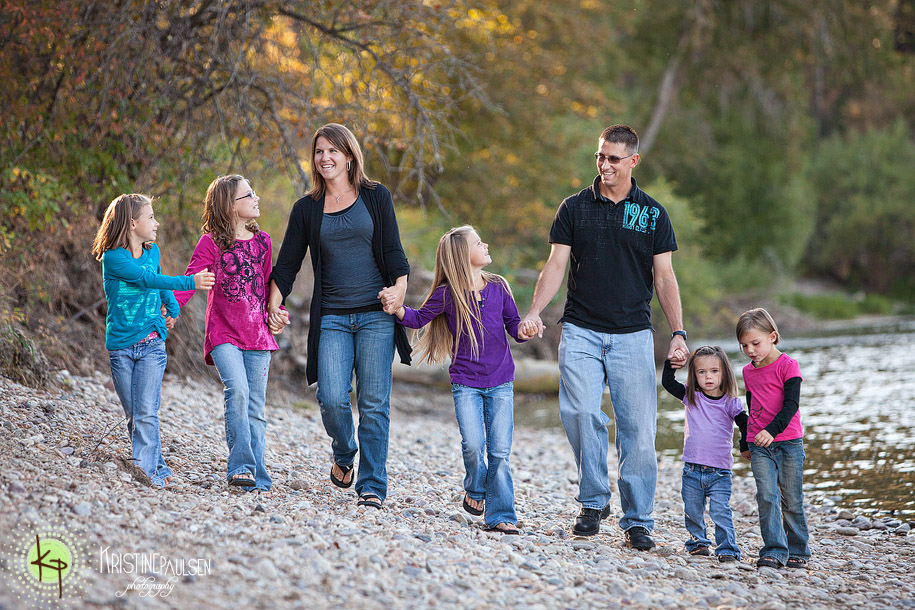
[174,232,278,364]
[742,352,803,441]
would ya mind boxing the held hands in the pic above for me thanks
[521,314,545,339]
[378,285,405,316]
[517,319,540,341]
[740,450,751,461]
[268,308,290,335]
[754,430,774,448]
[668,334,689,369]
[194,268,216,290]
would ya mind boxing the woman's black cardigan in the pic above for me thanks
[271,183,412,385]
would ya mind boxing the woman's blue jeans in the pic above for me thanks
[681,463,741,558]
[316,311,394,501]
[749,439,810,564]
[557,323,658,532]
[451,382,517,527]
[108,337,173,487]
[211,343,272,491]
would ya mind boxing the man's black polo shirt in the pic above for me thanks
[549,176,677,334]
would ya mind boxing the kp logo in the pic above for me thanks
[3,520,89,606]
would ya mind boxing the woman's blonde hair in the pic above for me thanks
[202,174,259,251]
[413,225,510,364]
[736,308,781,344]
[307,123,378,199]
[91,193,153,260]
[684,345,738,405]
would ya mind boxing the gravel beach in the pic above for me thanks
[1,370,913,609]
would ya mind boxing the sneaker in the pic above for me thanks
[625,526,656,550]
[718,555,738,563]
[571,504,612,537]
[689,546,711,556]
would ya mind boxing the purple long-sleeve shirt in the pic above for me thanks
[398,280,525,388]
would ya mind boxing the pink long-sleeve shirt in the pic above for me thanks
[175,232,278,364]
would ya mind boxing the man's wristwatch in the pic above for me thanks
[671,330,687,341]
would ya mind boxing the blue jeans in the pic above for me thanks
[681,463,741,558]
[108,337,173,487]
[749,438,810,564]
[558,323,657,531]
[316,311,395,501]
[452,382,517,527]
[211,343,272,491]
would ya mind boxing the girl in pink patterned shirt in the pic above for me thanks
[176,175,288,491]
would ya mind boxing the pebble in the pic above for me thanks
[0,372,912,610]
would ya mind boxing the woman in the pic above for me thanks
[268,123,411,510]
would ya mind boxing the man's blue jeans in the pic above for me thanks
[316,311,394,501]
[211,343,272,491]
[681,463,741,558]
[452,382,517,527]
[749,438,810,564]
[558,323,657,532]
[108,337,173,487]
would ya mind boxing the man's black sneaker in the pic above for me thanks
[689,545,711,556]
[571,504,612,537]
[625,526,656,550]
[718,554,738,563]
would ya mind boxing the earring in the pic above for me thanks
[346,160,352,172]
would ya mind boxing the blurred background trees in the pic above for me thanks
[2,0,914,374]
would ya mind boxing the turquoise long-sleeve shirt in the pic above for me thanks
[101,245,194,350]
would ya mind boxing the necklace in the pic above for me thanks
[329,187,352,206]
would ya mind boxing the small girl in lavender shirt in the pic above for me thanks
[384,225,537,534]
[662,345,748,562]
[175,175,288,491]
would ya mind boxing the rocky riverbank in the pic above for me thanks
[1,371,914,609]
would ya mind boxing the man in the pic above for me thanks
[523,125,688,549]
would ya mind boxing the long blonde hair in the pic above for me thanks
[413,225,511,364]
[202,174,259,251]
[91,193,153,260]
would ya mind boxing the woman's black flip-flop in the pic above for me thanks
[330,463,354,488]
[357,494,383,510]
[229,473,256,487]
[462,495,484,516]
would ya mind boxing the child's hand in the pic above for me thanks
[194,268,216,290]
[740,450,751,461]
[269,309,290,335]
[518,319,538,340]
[160,304,177,330]
[754,430,774,447]
[378,286,402,315]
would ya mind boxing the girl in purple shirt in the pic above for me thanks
[662,346,748,562]
[176,175,288,491]
[387,226,536,534]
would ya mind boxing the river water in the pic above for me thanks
[514,318,915,517]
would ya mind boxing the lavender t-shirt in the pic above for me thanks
[682,393,746,470]
[398,280,525,388]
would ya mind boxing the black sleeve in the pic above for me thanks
[735,411,749,452]
[762,377,802,438]
[661,359,686,401]
[741,391,752,447]
[378,187,410,282]
[271,199,310,300]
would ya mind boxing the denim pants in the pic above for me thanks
[749,438,810,564]
[316,311,394,501]
[210,343,272,491]
[452,382,517,527]
[558,323,657,531]
[681,463,741,558]
[108,337,173,487]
